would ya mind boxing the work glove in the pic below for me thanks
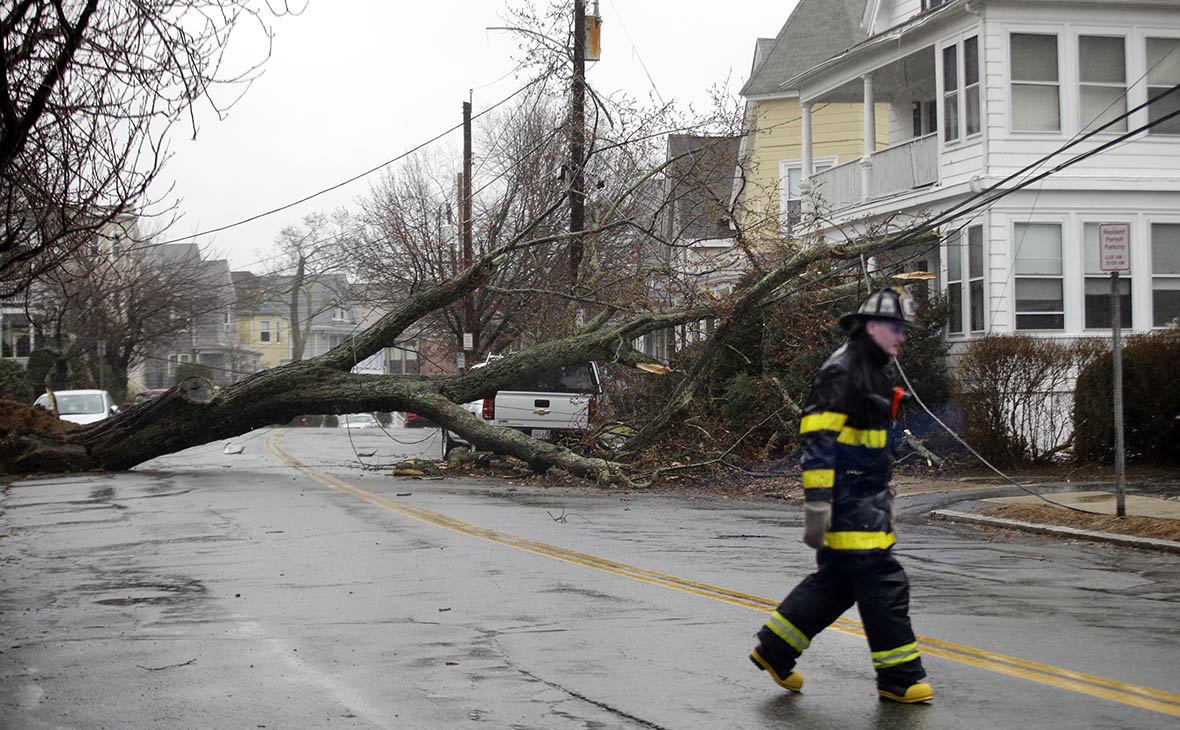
[803,502,832,549]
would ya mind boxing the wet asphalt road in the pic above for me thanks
[1,426,1179,729]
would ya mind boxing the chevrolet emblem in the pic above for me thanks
[534,408,550,416]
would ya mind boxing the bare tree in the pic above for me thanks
[0,0,291,299]
[23,223,227,399]
[259,212,354,362]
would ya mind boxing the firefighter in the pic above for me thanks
[750,287,933,704]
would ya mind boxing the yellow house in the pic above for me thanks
[234,312,290,369]
[736,0,888,241]
[232,271,291,369]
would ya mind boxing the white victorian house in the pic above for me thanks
[783,0,1180,345]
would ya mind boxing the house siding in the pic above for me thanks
[742,98,888,229]
[236,314,291,369]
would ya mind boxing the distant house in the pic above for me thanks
[233,271,293,369]
[350,283,456,376]
[636,134,744,360]
[233,272,358,367]
[134,245,260,390]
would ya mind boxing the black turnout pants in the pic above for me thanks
[755,549,926,687]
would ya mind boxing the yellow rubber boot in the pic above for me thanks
[750,648,803,692]
[878,681,933,703]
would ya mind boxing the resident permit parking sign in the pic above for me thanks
[1099,223,1131,272]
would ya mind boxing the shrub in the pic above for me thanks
[0,359,34,402]
[175,362,214,384]
[953,335,1105,467]
[1074,330,1180,464]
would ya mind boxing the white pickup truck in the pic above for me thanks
[447,359,604,452]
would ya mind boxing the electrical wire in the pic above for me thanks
[893,357,1103,514]
[153,77,546,247]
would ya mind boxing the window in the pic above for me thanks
[167,353,192,377]
[1146,38,1180,135]
[964,37,981,136]
[389,339,420,375]
[1011,33,1060,131]
[1083,223,1132,328]
[911,100,937,137]
[945,225,985,334]
[1014,222,1064,329]
[1079,36,1127,133]
[779,158,834,235]
[259,319,271,343]
[943,45,959,142]
[943,37,981,142]
[1151,223,1180,327]
[332,307,351,322]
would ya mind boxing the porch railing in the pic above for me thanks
[809,133,938,211]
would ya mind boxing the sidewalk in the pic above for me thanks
[928,489,1180,554]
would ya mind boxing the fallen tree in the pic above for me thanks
[0,215,929,484]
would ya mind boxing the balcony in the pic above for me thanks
[810,133,938,212]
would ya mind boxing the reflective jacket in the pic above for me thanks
[799,332,896,552]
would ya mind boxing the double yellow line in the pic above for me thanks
[266,432,1180,718]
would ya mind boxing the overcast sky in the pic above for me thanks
[154,1,799,271]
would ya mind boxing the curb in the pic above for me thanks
[928,509,1180,554]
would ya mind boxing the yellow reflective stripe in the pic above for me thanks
[800,412,847,433]
[823,531,896,550]
[766,611,810,653]
[872,642,922,668]
[802,469,835,488]
[836,427,887,448]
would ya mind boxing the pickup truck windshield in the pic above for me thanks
[507,363,598,393]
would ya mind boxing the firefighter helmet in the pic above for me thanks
[839,287,916,332]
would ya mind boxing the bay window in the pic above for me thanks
[943,36,980,142]
[1147,38,1180,135]
[1079,36,1127,133]
[1011,33,1060,132]
[945,225,985,333]
[1014,222,1064,329]
[1151,223,1180,327]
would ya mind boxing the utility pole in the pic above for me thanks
[461,100,475,370]
[568,0,587,284]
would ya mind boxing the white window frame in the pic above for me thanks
[1078,34,1128,134]
[1145,36,1180,136]
[941,35,981,144]
[944,224,986,335]
[1013,221,1065,331]
[259,319,271,343]
[1149,221,1180,328]
[1009,32,1062,133]
[778,156,837,235]
[390,339,420,375]
[167,352,192,377]
[1082,221,1133,330]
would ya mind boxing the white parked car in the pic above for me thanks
[340,413,379,429]
[34,389,118,425]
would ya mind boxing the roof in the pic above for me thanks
[741,0,870,97]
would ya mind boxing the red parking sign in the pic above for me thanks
[1098,223,1131,272]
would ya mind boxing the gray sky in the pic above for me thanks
[154,0,798,271]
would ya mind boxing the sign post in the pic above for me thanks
[1098,223,1130,517]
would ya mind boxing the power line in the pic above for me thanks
[154,78,546,248]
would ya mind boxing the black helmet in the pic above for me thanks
[839,287,916,332]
